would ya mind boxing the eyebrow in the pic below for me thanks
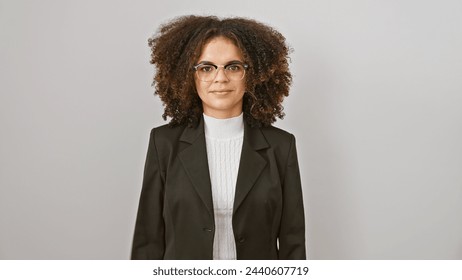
[196,60,244,65]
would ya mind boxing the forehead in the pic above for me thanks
[197,36,243,63]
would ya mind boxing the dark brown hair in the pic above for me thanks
[148,15,293,127]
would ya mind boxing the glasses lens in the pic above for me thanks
[224,64,245,81]
[196,65,216,82]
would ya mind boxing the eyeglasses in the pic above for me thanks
[193,62,249,82]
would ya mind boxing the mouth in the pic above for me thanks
[209,90,233,95]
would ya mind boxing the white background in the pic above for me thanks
[1,0,461,259]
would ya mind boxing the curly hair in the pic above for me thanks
[148,15,293,127]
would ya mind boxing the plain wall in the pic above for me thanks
[1,0,461,259]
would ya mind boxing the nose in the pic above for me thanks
[214,67,229,82]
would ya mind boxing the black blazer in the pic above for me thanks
[131,117,305,259]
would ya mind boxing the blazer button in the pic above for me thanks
[238,237,245,243]
[203,227,213,232]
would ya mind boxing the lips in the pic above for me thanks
[209,90,233,94]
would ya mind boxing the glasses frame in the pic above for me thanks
[192,62,249,82]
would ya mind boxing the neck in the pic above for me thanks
[203,113,244,139]
[202,108,243,119]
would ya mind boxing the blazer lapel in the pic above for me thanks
[178,118,214,218]
[233,122,269,214]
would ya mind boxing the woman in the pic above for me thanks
[131,15,305,260]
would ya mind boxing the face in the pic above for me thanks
[194,36,246,119]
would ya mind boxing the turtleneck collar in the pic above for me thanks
[203,113,244,139]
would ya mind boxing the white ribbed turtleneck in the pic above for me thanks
[203,113,244,260]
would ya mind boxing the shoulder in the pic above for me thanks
[259,125,295,146]
[252,125,299,174]
[151,123,185,137]
[250,124,297,159]
[149,123,188,147]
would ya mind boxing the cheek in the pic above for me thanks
[194,78,200,92]
[237,81,246,94]
[194,79,207,95]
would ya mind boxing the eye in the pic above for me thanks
[225,64,242,72]
[198,65,215,72]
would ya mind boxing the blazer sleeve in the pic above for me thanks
[131,129,165,259]
[278,134,306,259]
